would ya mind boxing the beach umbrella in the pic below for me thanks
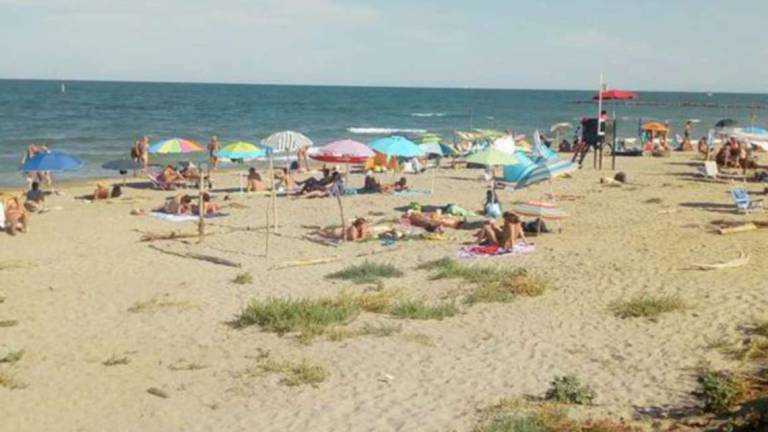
[149,138,204,154]
[215,141,268,160]
[101,159,145,171]
[502,152,537,183]
[593,89,638,100]
[465,148,520,167]
[310,139,374,164]
[262,130,313,154]
[369,135,424,158]
[512,201,569,220]
[641,122,669,133]
[20,150,83,172]
[550,123,572,149]
[515,160,577,190]
[715,119,739,129]
[492,135,516,154]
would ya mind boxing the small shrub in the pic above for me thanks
[326,261,403,284]
[0,350,24,364]
[474,404,574,432]
[233,272,254,285]
[693,369,745,414]
[352,289,400,313]
[391,300,459,320]
[257,359,328,387]
[102,354,130,366]
[544,375,596,405]
[237,296,358,335]
[609,294,685,319]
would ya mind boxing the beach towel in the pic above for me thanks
[392,189,431,197]
[150,212,227,222]
[458,243,535,259]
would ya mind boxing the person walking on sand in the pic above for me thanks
[208,136,220,171]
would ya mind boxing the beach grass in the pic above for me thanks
[418,258,546,303]
[167,361,207,371]
[326,261,403,285]
[350,288,401,313]
[0,350,24,364]
[0,370,25,390]
[609,294,686,319]
[237,296,358,335]
[693,369,746,414]
[102,354,130,366]
[233,272,254,285]
[544,375,596,405]
[127,294,193,313]
[390,300,459,320]
[256,359,328,387]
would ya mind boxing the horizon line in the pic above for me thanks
[0,77,765,96]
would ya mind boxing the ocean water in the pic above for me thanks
[1,79,766,186]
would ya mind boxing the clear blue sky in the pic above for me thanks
[1,0,766,92]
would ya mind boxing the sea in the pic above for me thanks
[1,79,766,186]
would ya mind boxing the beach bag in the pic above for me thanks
[444,204,472,217]
[523,219,549,233]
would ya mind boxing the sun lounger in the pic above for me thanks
[146,173,186,190]
[731,188,764,214]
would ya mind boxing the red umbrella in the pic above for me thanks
[593,89,638,100]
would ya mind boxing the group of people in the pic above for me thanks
[155,192,221,216]
[714,137,754,172]
[362,172,409,193]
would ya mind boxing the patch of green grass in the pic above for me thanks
[609,294,686,319]
[693,369,745,414]
[127,294,193,313]
[102,354,130,366]
[390,300,459,320]
[237,296,358,335]
[351,288,401,313]
[0,350,24,364]
[544,375,596,405]
[0,370,25,390]
[326,261,403,285]
[256,359,328,387]
[418,258,546,303]
[233,272,254,285]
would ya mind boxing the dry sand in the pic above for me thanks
[1,154,767,431]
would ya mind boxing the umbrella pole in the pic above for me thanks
[336,189,347,242]
[269,154,278,233]
[265,186,271,258]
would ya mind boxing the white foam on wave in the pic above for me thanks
[348,127,427,135]
[411,112,446,117]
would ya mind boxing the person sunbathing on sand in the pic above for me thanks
[159,164,182,184]
[4,197,30,235]
[403,209,463,233]
[191,193,220,216]
[362,172,383,192]
[274,168,296,192]
[383,177,408,193]
[246,168,266,192]
[476,211,529,249]
[313,217,374,241]
[24,181,46,212]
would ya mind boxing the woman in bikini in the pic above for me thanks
[4,197,30,235]
[247,168,266,192]
[476,211,529,249]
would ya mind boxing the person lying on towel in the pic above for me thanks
[475,211,530,249]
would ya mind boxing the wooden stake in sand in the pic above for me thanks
[691,251,750,270]
[148,245,241,268]
[333,182,347,242]
[717,223,757,235]
[271,257,340,270]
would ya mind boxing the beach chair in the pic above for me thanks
[731,187,764,214]
[146,173,186,190]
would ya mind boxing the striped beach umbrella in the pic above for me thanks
[262,131,313,154]
[515,160,577,189]
[512,201,569,220]
[149,138,204,154]
[216,141,268,160]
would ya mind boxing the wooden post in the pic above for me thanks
[197,164,206,243]
[335,185,347,242]
[265,188,270,257]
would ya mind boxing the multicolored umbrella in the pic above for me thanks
[262,131,313,154]
[149,138,204,154]
[310,139,373,164]
[512,201,569,220]
[369,136,424,158]
[465,148,520,166]
[20,151,83,172]
[515,160,577,189]
[216,141,268,160]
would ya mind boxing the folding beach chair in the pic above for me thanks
[731,187,764,214]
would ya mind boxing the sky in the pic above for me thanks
[0,0,767,92]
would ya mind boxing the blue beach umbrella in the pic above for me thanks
[369,136,424,158]
[516,160,577,190]
[20,151,83,172]
[502,152,537,183]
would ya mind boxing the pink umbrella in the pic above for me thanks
[310,139,375,164]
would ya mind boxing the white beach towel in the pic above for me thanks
[149,212,227,222]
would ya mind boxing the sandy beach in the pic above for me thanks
[2,154,767,431]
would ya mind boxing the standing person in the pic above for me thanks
[683,121,693,150]
[296,145,310,173]
[130,139,141,162]
[21,144,40,185]
[139,136,150,170]
[208,136,220,171]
